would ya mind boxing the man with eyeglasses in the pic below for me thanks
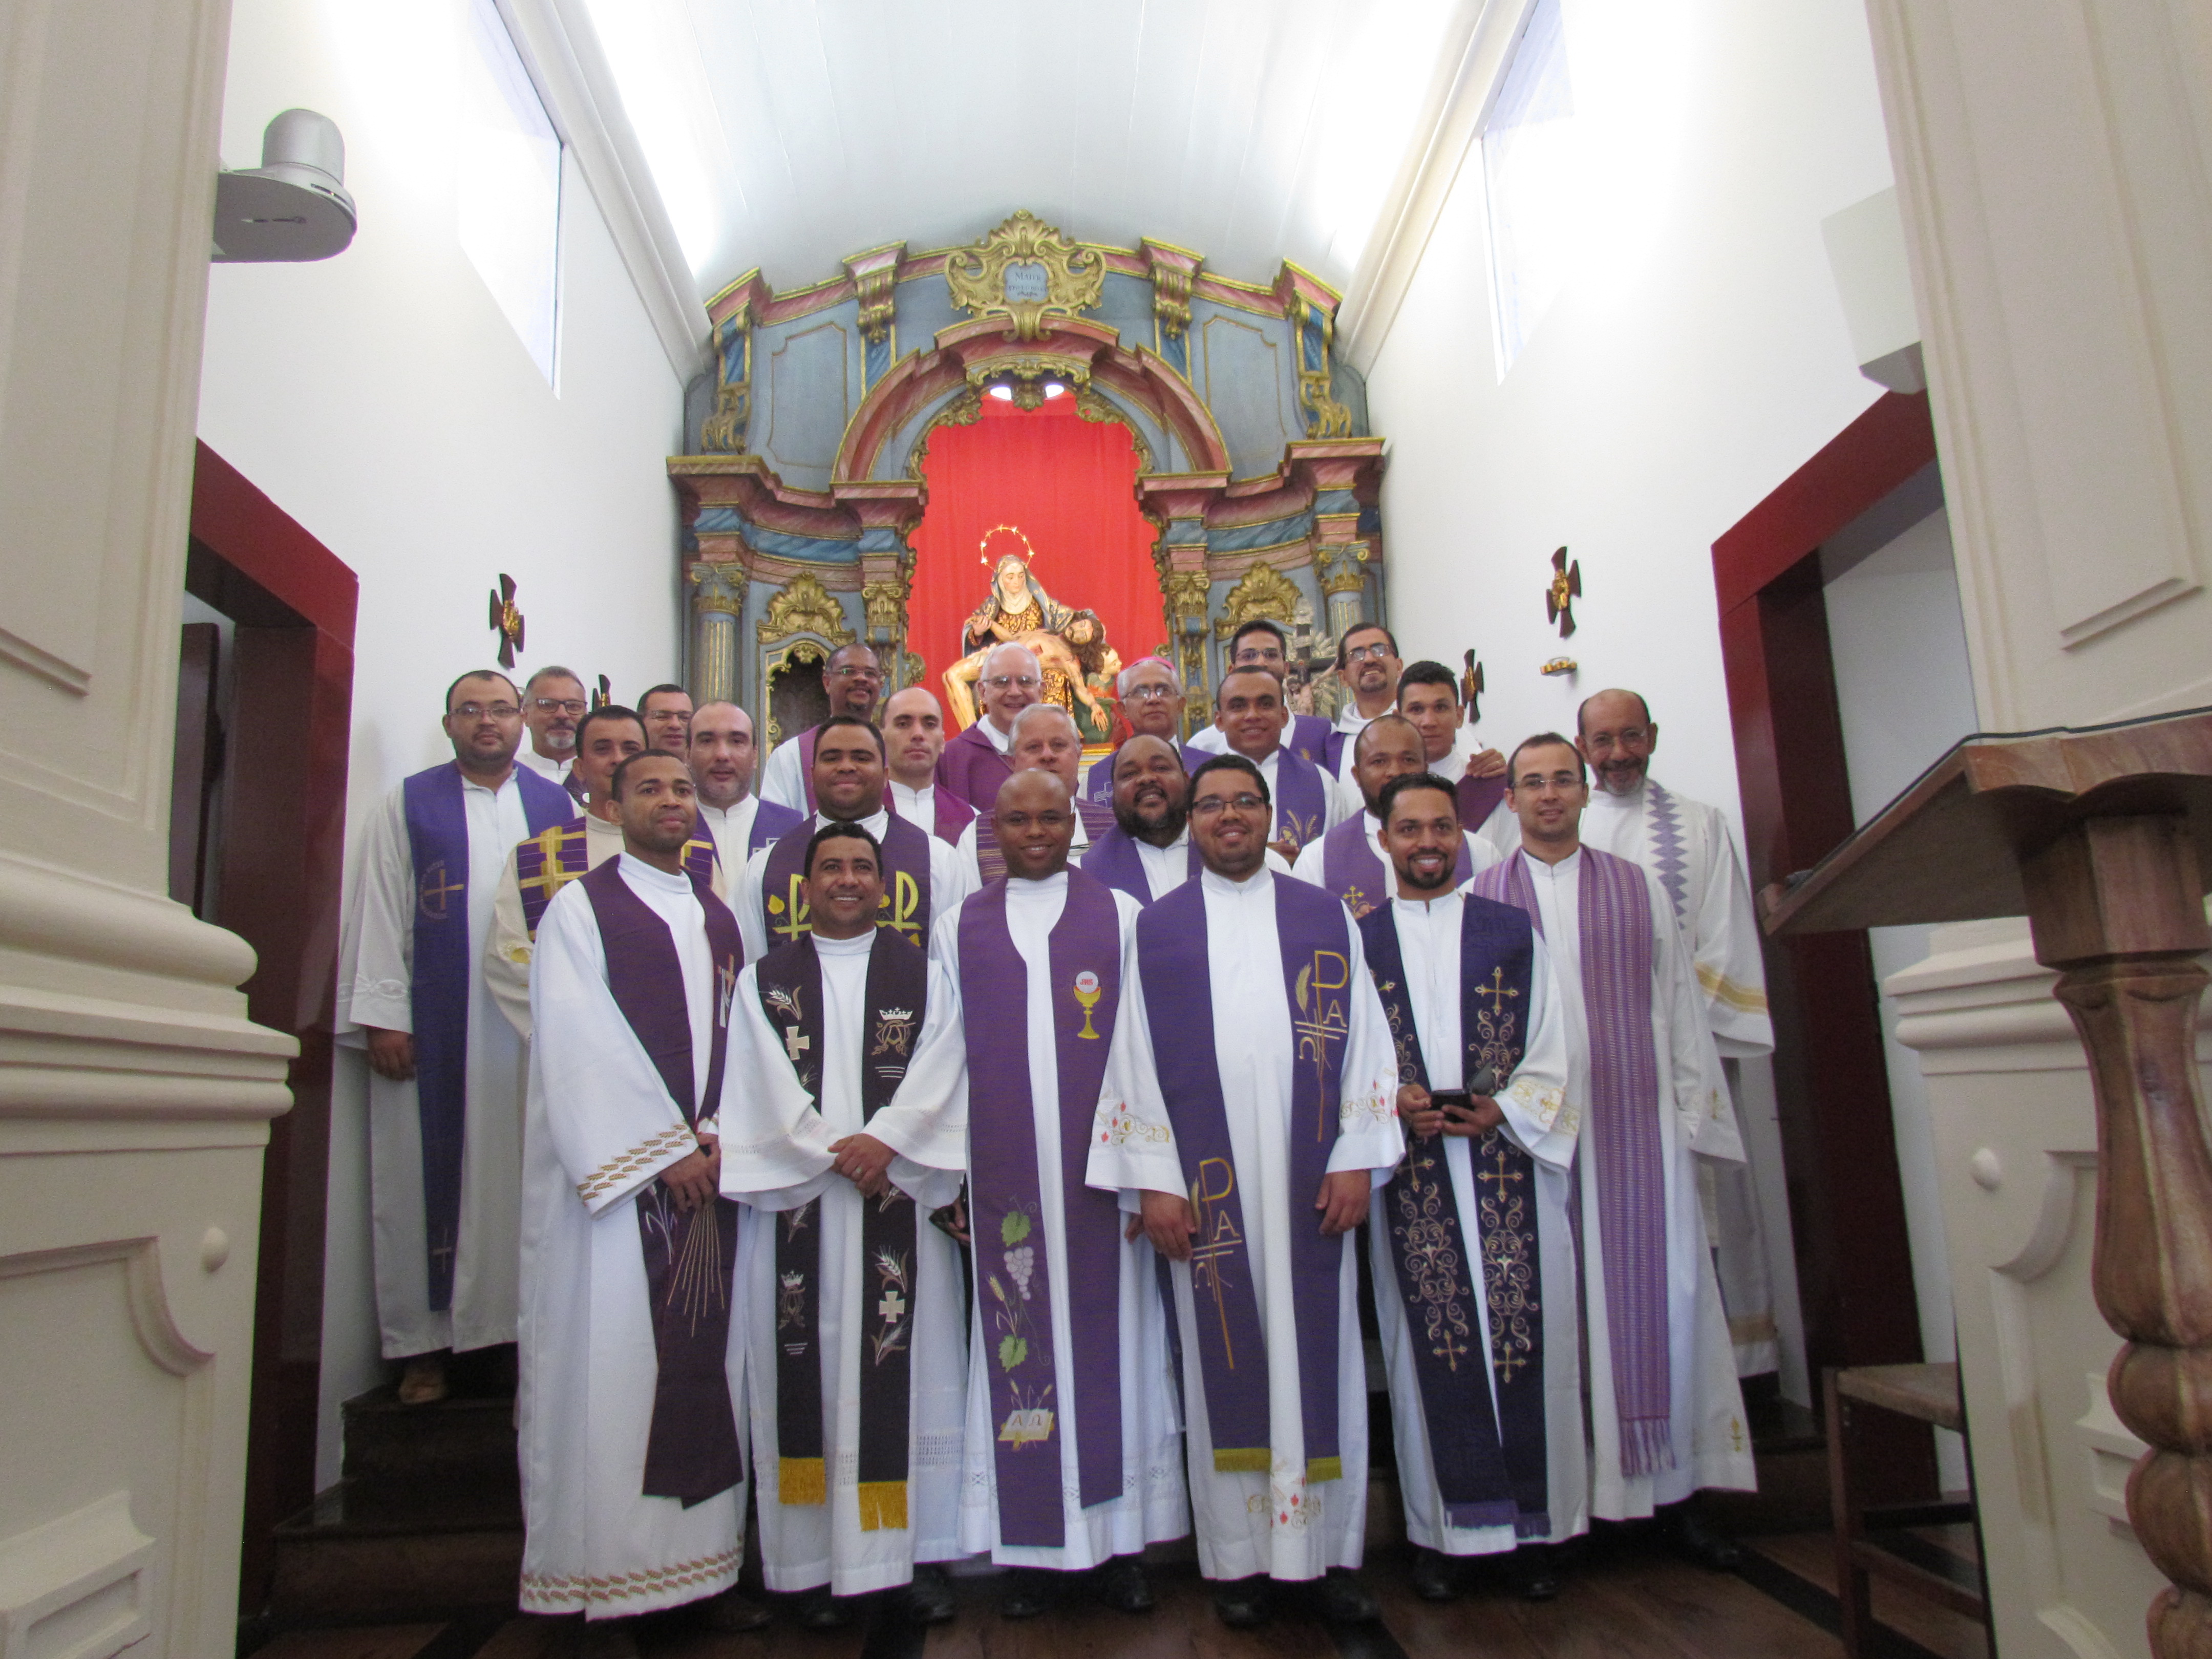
[1323,624,1403,782]
[1572,689,1779,1386]
[1206,666,1355,860]
[1470,734,1754,1569]
[517,665,589,803]
[1086,734,1293,905]
[961,705,1117,882]
[936,642,1042,810]
[336,670,577,1405]
[1084,657,1185,803]
[1182,620,1334,768]
[760,642,887,813]
[639,683,696,757]
[1089,754,1402,1629]
[1290,714,1497,917]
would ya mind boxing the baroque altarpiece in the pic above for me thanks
[668,212,1392,749]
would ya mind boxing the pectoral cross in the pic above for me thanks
[878,1288,907,1325]
[1476,967,1520,1016]
[783,1027,811,1067]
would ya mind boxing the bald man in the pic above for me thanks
[937,642,1041,810]
[759,642,886,813]
[957,705,1116,882]
[689,700,803,876]
[883,685,977,845]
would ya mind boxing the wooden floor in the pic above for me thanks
[246,1527,1990,1659]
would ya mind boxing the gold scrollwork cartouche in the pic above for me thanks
[945,211,1107,341]
[1213,561,1304,640]
[756,571,855,647]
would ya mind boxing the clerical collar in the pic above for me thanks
[889,778,933,803]
[1009,868,1070,898]
[1200,863,1270,895]
[1392,889,1460,916]
[697,797,751,821]
[813,928,874,956]
[824,806,890,837]
[1523,845,1583,877]
[981,720,1012,753]
[617,851,691,892]
[457,767,514,796]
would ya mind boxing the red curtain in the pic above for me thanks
[907,392,1164,730]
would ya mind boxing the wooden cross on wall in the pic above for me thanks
[488,573,524,668]
[1546,547,1581,639]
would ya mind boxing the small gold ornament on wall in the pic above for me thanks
[488,573,524,669]
[1545,546,1581,639]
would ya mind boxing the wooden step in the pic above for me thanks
[341,1388,519,1504]
[268,1482,521,1623]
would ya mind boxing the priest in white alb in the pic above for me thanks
[1354,772,1584,1604]
[719,822,968,1628]
[1573,688,1779,1378]
[1471,734,1755,1567]
[517,750,766,1648]
[1089,754,1403,1630]
[914,771,1185,1619]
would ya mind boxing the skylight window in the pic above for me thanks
[1482,0,1579,377]
[459,0,563,385]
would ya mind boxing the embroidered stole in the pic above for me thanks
[750,797,806,857]
[1359,898,1549,1535]
[754,930,929,1530]
[515,817,591,939]
[960,873,1126,1544]
[1268,748,1330,855]
[401,763,570,1310]
[974,797,1116,884]
[1136,877,1353,1480]
[760,811,933,949]
[578,859,746,1505]
[1477,848,1672,1476]
[1318,816,1473,920]
[1080,826,1200,907]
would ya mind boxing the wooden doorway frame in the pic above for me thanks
[186,441,358,1611]
[1710,393,1937,1415]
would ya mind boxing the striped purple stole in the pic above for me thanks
[515,817,591,939]
[959,871,1127,1543]
[577,857,746,1505]
[1137,874,1353,1480]
[760,810,934,948]
[401,762,571,1311]
[1474,847,1673,1476]
[974,796,1116,884]
[1317,815,1474,920]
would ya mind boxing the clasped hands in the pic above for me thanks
[1123,1168,1373,1258]
[1396,1082,1504,1139]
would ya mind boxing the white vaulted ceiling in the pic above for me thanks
[577,0,1469,300]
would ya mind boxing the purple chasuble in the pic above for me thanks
[749,797,806,857]
[1358,897,1549,1534]
[402,762,571,1311]
[1473,847,1672,1476]
[959,871,1127,1544]
[974,796,1115,884]
[515,816,591,939]
[1317,816,1473,921]
[1136,875,1354,1480]
[938,721,1016,810]
[1080,825,1200,908]
[759,809,935,948]
[931,788,977,845]
[577,858,747,1506]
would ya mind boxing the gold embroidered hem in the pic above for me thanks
[1213,1446,1271,1474]
[778,1456,825,1505]
[1306,1456,1343,1483]
[1506,1074,1567,1130]
[855,1479,908,1532]
[1696,963,1769,1014]
[1337,1089,1394,1130]
[1096,1104,1171,1146]
[519,1544,743,1612]
[577,1123,696,1203]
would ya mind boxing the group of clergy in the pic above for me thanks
[334,618,1775,1652]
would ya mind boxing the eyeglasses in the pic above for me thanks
[826,665,882,680]
[1345,642,1394,663]
[984,674,1041,690]
[1581,727,1650,751]
[1124,684,1179,702]
[530,697,587,716]
[1514,772,1586,792]
[451,702,520,720]
[1191,792,1267,817]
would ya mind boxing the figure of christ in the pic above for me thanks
[906,771,1187,1619]
[719,821,970,1629]
[1087,754,1405,1630]
[945,613,1117,737]
[517,750,768,1645]
[1471,735,1755,1567]
[1357,772,1586,1605]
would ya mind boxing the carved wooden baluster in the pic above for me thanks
[2023,813,2212,1656]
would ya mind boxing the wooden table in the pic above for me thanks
[1761,707,2212,1658]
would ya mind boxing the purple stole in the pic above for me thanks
[749,797,806,857]
[680,833,719,889]
[1083,755,1113,803]
[959,872,1126,1544]
[974,796,1116,884]
[401,762,571,1311]
[754,930,929,1529]
[514,817,592,939]
[1322,724,1350,778]
[796,725,819,814]
[1358,898,1549,1535]
[1317,815,1474,921]
[1475,848,1672,1476]
[760,810,934,947]
[563,770,588,806]
[1081,825,1199,907]
[1457,772,1508,834]
[1267,747,1331,855]
[578,859,746,1505]
[1136,876,1354,1480]
[1288,711,1331,768]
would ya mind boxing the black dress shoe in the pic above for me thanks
[998,1569,1051,1621]
[1096,1558,1155,1614]
[1662,1506,1743,1572]
[1211,1576,1270,1628]
[1410,1547,1460,1602]
[1315,1570,1380,1624]
[795,1588,853,1630]
[698,1586,774,1631]
[1509,1545,1562,1602]
[905,1564,958,1625]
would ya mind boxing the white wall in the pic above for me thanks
[1824,503,1979,1486]
[199,0,690,1485]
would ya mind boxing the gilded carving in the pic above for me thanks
[701,313,752,454]
[1292,293,1354,440]
[689,562,747,615]
[906,388,985,479]
[860,579,906,635]
[1213,562,1305,640]
[1163,568,1211,621]
[845,243,904,349]
[756,571,856,647]
[1317,541,1370,596]
[945,211,1107,341]
[1073,387,1153,472]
